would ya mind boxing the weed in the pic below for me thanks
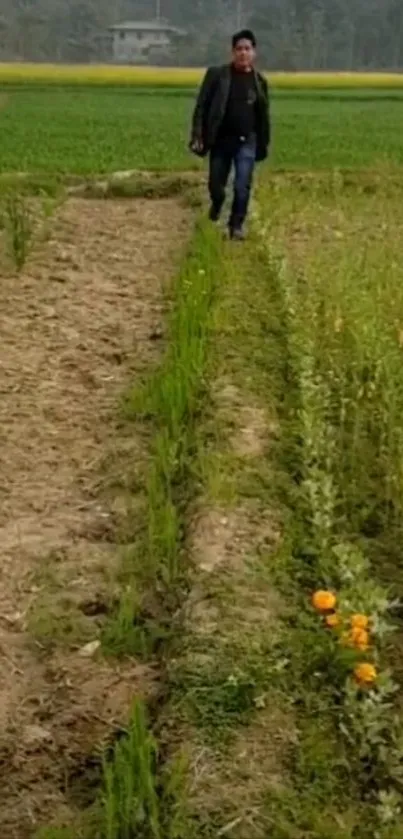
[0,186,61,269]
[101,586,171,659]
[171,658,261,738]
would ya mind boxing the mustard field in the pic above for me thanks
[1,62,403,88]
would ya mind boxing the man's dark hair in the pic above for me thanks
[232,29,257,48]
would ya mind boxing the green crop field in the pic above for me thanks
[1,86,403,173]
[2,72,403,839]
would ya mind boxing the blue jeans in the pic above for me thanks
[209,138,256,231]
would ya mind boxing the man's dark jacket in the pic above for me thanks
[191,64,270,162]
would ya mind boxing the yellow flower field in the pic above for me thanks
[0,62,403,88]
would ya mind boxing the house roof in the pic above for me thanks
[109,20,185,35]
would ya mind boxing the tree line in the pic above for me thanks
[0,0,402,69]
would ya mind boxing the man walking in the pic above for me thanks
[190,29,270,240]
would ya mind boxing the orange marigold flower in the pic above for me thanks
[325,613,340,629]
[351,627,369,651]
[354,662,377,685]
[312,590,336,613]
[341,628,370,651]
[351,614,369,631]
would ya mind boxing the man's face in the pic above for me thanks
[232,38,255,71]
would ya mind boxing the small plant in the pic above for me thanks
[2,191,35,270]
[101,700,161,839]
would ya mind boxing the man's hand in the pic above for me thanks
[189,137,204,156]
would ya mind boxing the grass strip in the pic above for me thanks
[98,219,222,839]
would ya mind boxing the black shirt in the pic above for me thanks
[218,65,258,144]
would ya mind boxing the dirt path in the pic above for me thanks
[0,197,189,837]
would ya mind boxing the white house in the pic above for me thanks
[109,20,186,64]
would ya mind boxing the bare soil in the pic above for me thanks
[218,382,270,459]
[190,505,281,577]
[0,197,189,837]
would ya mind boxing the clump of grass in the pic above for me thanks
[143,228,220,585]
[101,700,160,839]
[0,187,62,270]
[101,586,171,659]
[2,191,35,270]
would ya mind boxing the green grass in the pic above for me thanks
[1,87,403,173]
[102,219,222,659]
[102,701,160,839]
